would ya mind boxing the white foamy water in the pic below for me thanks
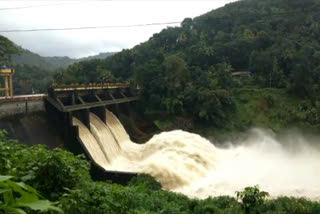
[73,111,320,200]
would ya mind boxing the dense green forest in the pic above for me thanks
[52,0,320,134]
[1,130,320,214]
[13,64,54,94]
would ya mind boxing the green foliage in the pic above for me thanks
[128,174,162,191]
[194,196,241,214]
[13,64,54,95]
[0,131,90,200]
[236,185,269,214]
[2,131,320,214]
[0,175,62,214]
[59,181,119,214]
[53,58,122,85]
[261,197,320,214]
[184,87,235,126]
[53,59,103,84]
[0,35,19,65]
[209,62,235,89]
[223,88,320,132]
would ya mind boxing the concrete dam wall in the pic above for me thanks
[0,95,63,148]
[0,99,44,119]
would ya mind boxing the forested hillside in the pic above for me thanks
[12,49,64,70]
[10,50,115,94]
[12,48,116,70]
[55,0,320,133]
[0,38,116,95]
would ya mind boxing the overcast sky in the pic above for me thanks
[0,1,236,58]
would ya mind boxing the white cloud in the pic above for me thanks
[0,0,236,58]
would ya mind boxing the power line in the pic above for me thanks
[0,22,181,33]
[0,8,317,33]
[0,3,66,11]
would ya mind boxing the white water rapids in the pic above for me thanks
[72,110,320,200]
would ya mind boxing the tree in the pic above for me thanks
[255,31,272,49]
[0,35,19,65]
[209,62,234,89]
[249,51,273,87]
[97,66,116,83]
[270,58,286,88]
[104,49,134,80]
[14,64,53,94]
[134,59,166,109]
[181,18,193,30]
[163,55,188,89]
[236,186,269,214]
[288,46,319,97]
[161,55,189,114]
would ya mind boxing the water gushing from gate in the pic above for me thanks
[73,111,320,200]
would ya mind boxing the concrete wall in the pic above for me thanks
[0,99,63,148]
[0,100,45,119]
[0,111,63,148]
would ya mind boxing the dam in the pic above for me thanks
[1,83,320,200]
[0,82,156,183]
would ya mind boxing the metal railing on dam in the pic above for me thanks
[46,83,138,112]
[0,83,138,118]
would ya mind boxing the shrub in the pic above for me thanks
[128,174,162,191]
[236,185,269,214]
[59,181,120,214]
[0,131,90,200]
[0,175,62,214]
[261,197,320,214]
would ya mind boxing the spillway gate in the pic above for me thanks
[45,83,139,184]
